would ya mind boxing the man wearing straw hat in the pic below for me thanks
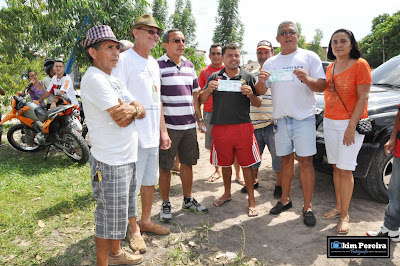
[80,25,145,265]
[113,14,171,254]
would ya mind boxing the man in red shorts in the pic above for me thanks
[199,43,262,217]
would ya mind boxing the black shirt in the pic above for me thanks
[204,67,257,125]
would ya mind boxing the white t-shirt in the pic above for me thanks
[42,76,55,103]
[80,66,138,165]
[112,49,161,148]
[47,74,79,106]
[263,48,326,120]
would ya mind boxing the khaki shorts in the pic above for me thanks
[159,128,199,170]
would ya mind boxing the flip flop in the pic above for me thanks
[248,207,259,217]
[213,198,232,207]
[337,217,350,234]
[322,208,340,220]
[207,172,222,182]
[234,179,246,186]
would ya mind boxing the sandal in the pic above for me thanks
[337,216,350,235]
[208,172,222,182]
[248,207,259,217]
[322,208,340,220]
[234,178,246,186]
[213,197,232,207]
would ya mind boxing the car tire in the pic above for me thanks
[360,142,391,203]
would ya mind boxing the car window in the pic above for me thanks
[372,55,400,87]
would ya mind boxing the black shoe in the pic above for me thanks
[240,182,259,193]
[269,201,292,215]
[303,211,316,227]
[273,185,282,199]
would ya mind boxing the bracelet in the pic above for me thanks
[196,118,204,122]
[134,106,141,118]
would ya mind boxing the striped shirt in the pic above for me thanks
[250,69,274,129]
[157,54,200,130]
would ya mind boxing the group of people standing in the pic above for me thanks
[78,15,399,266]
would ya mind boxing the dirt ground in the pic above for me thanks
[139,132,399,265]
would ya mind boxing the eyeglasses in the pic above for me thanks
[138,28,162,37]
[170,38,185,44]
[210,52,222,56]
[279,31,297,37]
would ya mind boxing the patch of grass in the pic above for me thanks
[0,127,95,265]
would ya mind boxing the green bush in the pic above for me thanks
[0,57,45,107]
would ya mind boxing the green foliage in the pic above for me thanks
[212,0,244,49]
[360,10,400,68]
[152,0,169,30]
[0,58,45,106]
[309,28,324,58]
[169,0,197,47]
[296,22,307,49]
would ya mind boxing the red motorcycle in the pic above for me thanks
[0,89,89,164]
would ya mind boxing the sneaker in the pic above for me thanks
[273,185,282,199]
[367,225,400,241]
[182,197,208,214]
[269,201,292,215]
[160,201,172,222]
[240,182,259,194]
[108,248,143,265]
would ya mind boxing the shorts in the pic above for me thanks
[211,122,261,167]
[275,115,316,157]
[252,124,282,172]
[136,146,159,192]
[159,128,199,170]
[323,117,364,171]
[90,156,137,240]
[203,111,214,150]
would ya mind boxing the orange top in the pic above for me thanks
[324,58,371,120]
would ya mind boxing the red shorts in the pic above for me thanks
[210,122,261,167]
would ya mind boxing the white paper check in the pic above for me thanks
[217,80,242,92]
[269,69,295,82]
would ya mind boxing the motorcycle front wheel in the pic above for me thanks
[7,124,44,152]
[57,127,90,164]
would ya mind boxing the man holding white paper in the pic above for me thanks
[255,21,326,227]
[200,43,262,217]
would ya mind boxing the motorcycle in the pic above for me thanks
[0,88,90,164]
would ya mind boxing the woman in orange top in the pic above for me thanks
[322,29,371,234]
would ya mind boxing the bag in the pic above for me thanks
[356,118,372,135]
[331,62,373,135]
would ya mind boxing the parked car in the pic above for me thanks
[314,55,400,203]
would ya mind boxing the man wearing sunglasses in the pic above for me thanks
[112,14,171,254]
[157,29,208,223]
[255,21,326,227]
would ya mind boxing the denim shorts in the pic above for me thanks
[90,156,137,239]
[275,115,316,157]
[252,124,282,172]
[203,111,213,150]
[136,146,159,191]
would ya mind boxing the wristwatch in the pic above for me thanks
[196,118,204,122]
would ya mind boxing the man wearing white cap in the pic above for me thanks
[80,25,145,265]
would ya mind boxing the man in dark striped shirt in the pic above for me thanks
[157,29,208,222]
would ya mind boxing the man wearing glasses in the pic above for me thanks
[255,21,326,227]
[112,14,171,254]
[157,29,208,223]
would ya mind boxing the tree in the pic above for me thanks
[296,22,307,49]
[212,0,244,49]
[169,0,197,47]
[309,28,324,59]
[360,11,400,68]
[152,0,168,29]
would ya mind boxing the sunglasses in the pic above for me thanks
[279,31,297,37]
[138,28,162,37]
[170,38,185,44]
